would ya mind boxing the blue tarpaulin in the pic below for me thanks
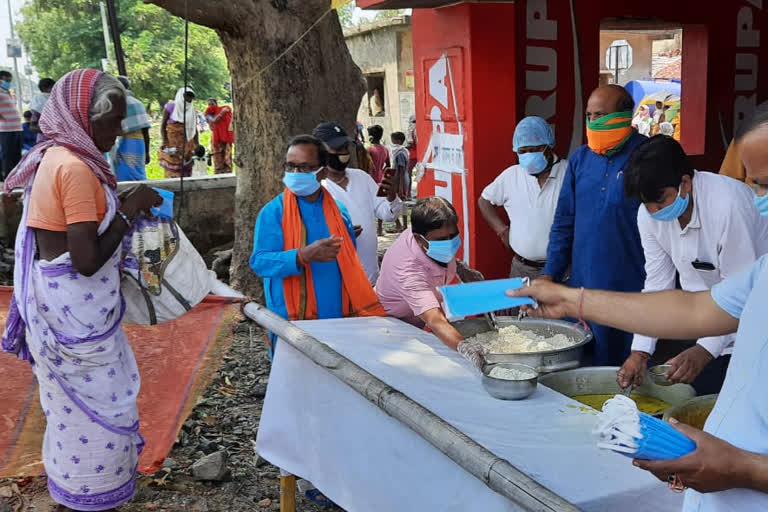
[624,80,681,113]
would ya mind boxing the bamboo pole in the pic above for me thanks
[243,303,580,512]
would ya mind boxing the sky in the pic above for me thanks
[0,0,28,73]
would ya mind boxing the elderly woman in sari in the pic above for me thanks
[1,69,161,511]
[158,87,198,178]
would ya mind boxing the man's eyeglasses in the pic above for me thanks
[284,163,322,173]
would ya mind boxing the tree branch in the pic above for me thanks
[143,0,250,33]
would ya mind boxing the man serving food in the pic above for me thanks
[376,196,486,370]
[508,102,768,512]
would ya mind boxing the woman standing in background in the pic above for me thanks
[158,87,198,178]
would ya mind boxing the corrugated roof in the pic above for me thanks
[654,58,681,79]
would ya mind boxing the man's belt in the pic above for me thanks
[514,254,546,269]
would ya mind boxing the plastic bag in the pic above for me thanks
[121,217,214,325]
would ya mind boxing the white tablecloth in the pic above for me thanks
[256,316,684,512]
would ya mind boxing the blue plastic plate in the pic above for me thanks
[439,278,534,321]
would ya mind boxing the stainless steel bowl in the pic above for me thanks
[648,364,674,386]
[453,317,593,373]
[481,362,538,400]
[539,366,696,416]
[662,394,718,429]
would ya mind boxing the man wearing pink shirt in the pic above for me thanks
[376,196,487,370]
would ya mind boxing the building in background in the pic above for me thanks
[599,28,681,86]
[344,15,414,138]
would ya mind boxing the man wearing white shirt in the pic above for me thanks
[478,116,568,280]
[313,122,403,285]
[618,135,768,394]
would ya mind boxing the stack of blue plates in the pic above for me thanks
[594,395,695,460]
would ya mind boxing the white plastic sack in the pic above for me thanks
[120,218,214,325]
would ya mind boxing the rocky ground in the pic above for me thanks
[0,227,409,512]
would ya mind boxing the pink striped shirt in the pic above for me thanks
[0,90,22,132]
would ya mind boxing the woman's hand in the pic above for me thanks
[120,185,162,219]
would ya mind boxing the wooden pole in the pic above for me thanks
[243,303,580,512]
[279,475,296,512]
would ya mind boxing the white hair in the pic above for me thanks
[89,73,126,122]
[659,122,675,137]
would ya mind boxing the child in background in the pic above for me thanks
[21,111,36,155]
[368,125,390,235]
[191,144,209,177]
[388,131,410,233]
[367,125,389,184]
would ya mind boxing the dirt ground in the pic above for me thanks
[0,323,335,512]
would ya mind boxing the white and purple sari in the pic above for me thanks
[1,69,142,511]
[2,181,143,510]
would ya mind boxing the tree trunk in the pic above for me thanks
[145,0,365,298]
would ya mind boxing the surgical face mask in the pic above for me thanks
[283,168,322,196]
[518,151,549,175]
[754,190,768,219]
[328,153,351,172]
[419,234,461,263]
[648,186,689,222]
[1,81,11,90]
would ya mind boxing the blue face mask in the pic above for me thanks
[1,81,11,90]
[283,169,321,197]
[420,234,461,263]
[649,186,690,222]
[754,191,768,218]
[518,151,549,175]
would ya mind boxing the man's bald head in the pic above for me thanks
[586,85,635,122]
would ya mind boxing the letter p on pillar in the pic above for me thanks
[737,6,761,47]
[527,0,557,41]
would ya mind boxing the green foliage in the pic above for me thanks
[373,9,407,21]
[17,0,230,111]
[336,2,355,28]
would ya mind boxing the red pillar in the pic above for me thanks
[412,3,518,279]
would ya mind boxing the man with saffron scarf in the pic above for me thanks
[1,69,161,511]
[541,85,648,366]
[204,98,234,174]
[250,134,386,360]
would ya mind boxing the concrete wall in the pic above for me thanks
[346,20,414,140]
[0,175,236,261]
[599,30,679,85]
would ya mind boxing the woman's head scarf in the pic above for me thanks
[3,69,117,192]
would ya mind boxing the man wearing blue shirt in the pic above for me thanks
[513,103,768,511]
[250,135,359,359]
[541,85,648,365]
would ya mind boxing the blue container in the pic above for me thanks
[151,188,174,219]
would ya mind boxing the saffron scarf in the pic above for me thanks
[281,188,386,321]
[3,69,115,193]
[585,111,633,156]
